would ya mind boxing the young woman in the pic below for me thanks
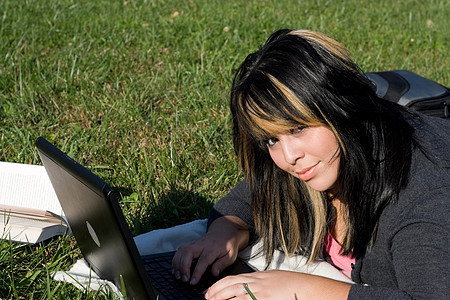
[172,29,450,299]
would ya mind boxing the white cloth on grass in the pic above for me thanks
[53,219,353,297]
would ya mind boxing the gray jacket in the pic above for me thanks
[208,114,450,299]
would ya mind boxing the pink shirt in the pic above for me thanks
[323,233,355,279]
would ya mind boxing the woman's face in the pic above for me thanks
[266,125,340,192]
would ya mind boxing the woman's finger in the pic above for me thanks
[205,274,256,299]
[189,248,223,285]
[210,251,235,277]
[207,281,252,300]
[172,243,199,282]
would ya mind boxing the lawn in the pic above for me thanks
[0,0,448,298]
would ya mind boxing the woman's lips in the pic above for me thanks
[296,163,319,181]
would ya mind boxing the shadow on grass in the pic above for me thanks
[115,187,213,236]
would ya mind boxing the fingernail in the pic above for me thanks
[182,275,189,282]
[190,277,197,285]
[174,271,180,280]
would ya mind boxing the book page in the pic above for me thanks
[0,162,62,215]
[0,208,68,243]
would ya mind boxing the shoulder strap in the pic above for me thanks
[374,71,410,102]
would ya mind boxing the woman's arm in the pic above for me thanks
[208,180,254,233]
[172,180,253,285]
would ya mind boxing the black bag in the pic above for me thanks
[365,70,449,118]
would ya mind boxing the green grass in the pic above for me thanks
[0,0,448,297]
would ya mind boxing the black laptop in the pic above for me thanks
[35,137,254,299]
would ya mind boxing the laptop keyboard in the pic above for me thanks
[142,253,210,300]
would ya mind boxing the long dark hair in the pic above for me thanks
[230,29,416,263]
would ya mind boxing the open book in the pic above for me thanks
[0,161,68,244]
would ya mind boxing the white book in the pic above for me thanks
[0,161,68,244]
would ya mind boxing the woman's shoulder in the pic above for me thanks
[409,114,449,185]
[408,113,450,168]
[377,113,449,224]
[380,114,449,227]
[407,113,449,182]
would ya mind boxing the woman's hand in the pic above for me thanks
[171,216,249,285]
[204,270,352,300]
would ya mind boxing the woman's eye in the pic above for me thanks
[290,127,305,135]
[266,137,278,147]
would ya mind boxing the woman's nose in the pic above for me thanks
[280,139,304,165]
